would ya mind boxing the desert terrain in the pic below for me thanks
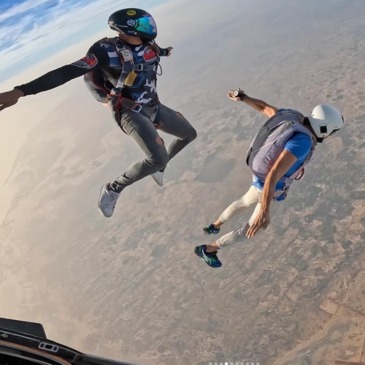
[1,1,365,364]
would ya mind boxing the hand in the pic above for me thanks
[246,208,270,238]
[0,88,24,111]
[227,88,245,102]
[166,47,173,56]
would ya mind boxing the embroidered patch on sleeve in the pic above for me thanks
[143,47,157,62]
[72,54,98,69]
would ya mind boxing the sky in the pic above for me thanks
[0,0,169,82]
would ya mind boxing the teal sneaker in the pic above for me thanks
[203,223,220,235]
[194,245,222,268]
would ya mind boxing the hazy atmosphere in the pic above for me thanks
[0,0,365,364]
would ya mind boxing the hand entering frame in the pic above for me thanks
[0,89,24,111]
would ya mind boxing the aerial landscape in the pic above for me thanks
[0,0,365,364]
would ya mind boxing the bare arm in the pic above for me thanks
[246,149,298,238]
[227,89,278,118]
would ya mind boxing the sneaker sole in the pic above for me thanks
[151,174,164,186]
[197,256,222,268]
[203,228,220,235]
[98,185,112,218]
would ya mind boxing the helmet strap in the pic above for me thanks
[303,117,320,143]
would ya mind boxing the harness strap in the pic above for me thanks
[118,97,143,113]
[109,91,142,114]
[273,188,288,199]
[102,37,158,88]
[133,63,156,71]
[108,89,160,133]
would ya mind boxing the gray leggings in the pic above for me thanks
[113,103,197,188]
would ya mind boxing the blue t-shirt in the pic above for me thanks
[252,132,312,197]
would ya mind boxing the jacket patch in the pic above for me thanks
[143,47,157,62]
[72,54,98,69]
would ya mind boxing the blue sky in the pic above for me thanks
[0,0,169,82]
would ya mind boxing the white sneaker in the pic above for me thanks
[151,170,164,186]
[98,184,121,218]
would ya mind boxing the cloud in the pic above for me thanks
[0,0,55,22]
[0,0,89,49]
[0,0,167,82]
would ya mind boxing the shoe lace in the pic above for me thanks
[108,190,119,209]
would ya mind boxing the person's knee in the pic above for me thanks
[188,126,197,142]
[147,149,169,170]
[178,116,197,142]
[180,125,197,143]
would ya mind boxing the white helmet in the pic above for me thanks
[308,104,344,139]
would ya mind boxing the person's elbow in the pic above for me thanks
[262,105,278,118]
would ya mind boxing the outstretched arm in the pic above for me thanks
[227,89,278,118]
[0,63,92,111]
[0,46,109,112]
